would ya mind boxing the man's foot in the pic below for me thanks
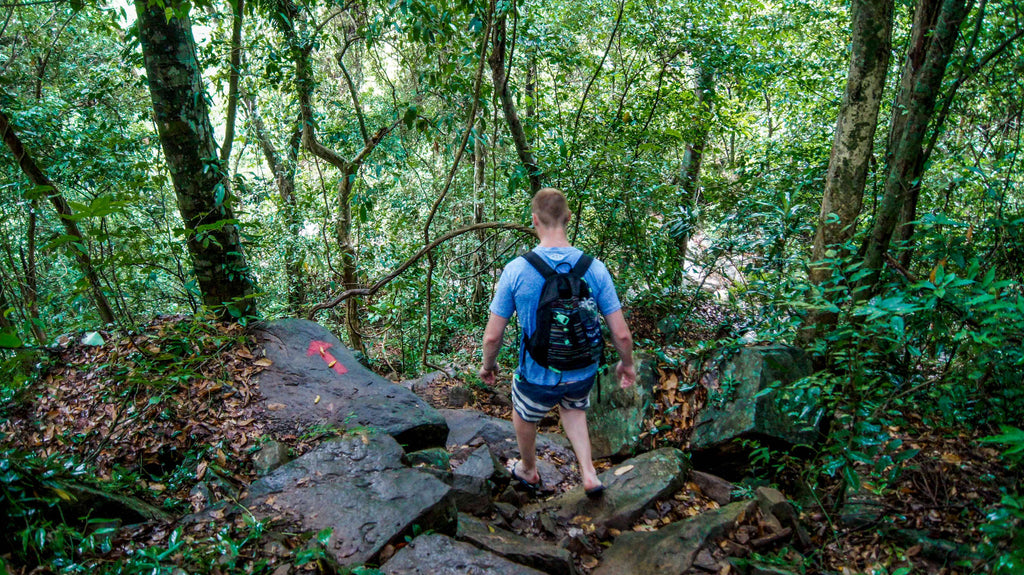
[582,474,604,498]
[511,461,541,493]
[585,484,606,499]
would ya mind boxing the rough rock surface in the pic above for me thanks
[594,500,755,575]
[587,356,656,459]
[255,318,447,451]
[452,445,511,514]
[456,514,576,575]
[689,345,822,459]
[252,440,290,476]
[692,470,735,506]
[528,447,691,530]
[441,408,571,486]
[381,533,547,575]
[241,431,456,566]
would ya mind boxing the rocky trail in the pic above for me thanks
[2,316,1016,574]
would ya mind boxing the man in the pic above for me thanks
[479,187,636,496]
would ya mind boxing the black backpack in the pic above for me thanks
[522,251,604,372]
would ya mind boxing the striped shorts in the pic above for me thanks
[511,374,596,423]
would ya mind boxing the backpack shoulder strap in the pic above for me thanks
[570,254,594,279]
[522,250,557,279]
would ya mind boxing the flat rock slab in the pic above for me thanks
[457,514,576,575]
[243,431,456,566]
[527,448,691,531]
[381,534,547,575]
[594,500,755,575]
[256,318,447,451]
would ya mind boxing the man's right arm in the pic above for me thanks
[604,309,636,388]
[479,313,509,385]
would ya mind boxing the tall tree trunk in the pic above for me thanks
[471,118,487,314]
[801,0,893,345]
[0,110,116,325]
[220,0,245,165]
[136,0,257,320]
[489,13,541,195]
[674,65,715,266]
[22,201,45,343]
[860,0,969,293]
[243,86,307,312]
[886,0,942,269]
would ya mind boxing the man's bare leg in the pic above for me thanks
[559,406,602,491]
[512,410,540,484]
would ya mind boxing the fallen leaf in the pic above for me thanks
[254,358,272,367]
[314,395,321,404]
[581,555,599,569]
[196,461,208,480]
[940,453,962,465]
[906,544,922,557]
[614,465,635,476]
[266,403,287,411]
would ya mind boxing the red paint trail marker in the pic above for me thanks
[305,340,348,375]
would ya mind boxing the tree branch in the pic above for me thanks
[306,222,535,318]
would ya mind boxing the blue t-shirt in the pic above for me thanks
[489,246,622,386]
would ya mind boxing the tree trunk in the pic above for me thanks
[0,110,116,325]
[336,164,364,355]
[489,14,541,195]
[243,86,307,312]
[220,0,245,165]
[471,118,487,314]
[860,0,969,293]
[801,0,894,345]
[886,0,942,270]
[674,65,715,266]
[136,0,257,320]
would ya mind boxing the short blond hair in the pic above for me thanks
[531,187,570,228]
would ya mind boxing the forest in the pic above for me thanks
[1,0,1023,572]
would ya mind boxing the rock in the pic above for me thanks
[381,533,547,575]
[594,500,755,575]
[528,448,691,531]
[587,356,657,459]
[235,431,456,566]
[755,487,811,548]
[452,446,510,514]
[402,370,453,395]
[838,475,887,530]
[441,409,571,487]
[689,346,823,469]
[692,470,734,505]
[447,385,473,407]
[406,447,451,472]
[255,319,448,451]
[253,440,290,476]
[457,514,576,575]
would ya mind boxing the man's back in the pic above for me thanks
[489,246,622,385]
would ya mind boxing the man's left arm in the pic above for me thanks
[479,313,509,385]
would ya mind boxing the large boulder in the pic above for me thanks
[528,447,691,531]
[381,533,547,575]
[689,345,823,466]
[594,500,755,575]
[456,514,576,575]
[240,431,456,566]
[255,318,448,451]
[587,356,657,459]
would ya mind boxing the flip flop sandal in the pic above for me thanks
[585,484,606,499]
[511,467,542,494]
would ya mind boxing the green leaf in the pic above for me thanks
[81,332,105,346]
[0,331,23,348]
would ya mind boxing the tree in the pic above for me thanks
[859,0,970,293]
[801,0,893,343]
[135,0,257,321]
